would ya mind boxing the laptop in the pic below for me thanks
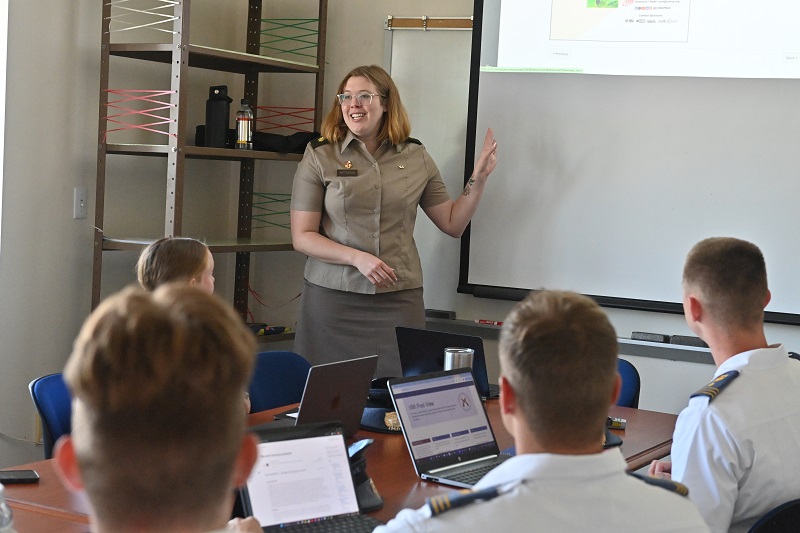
[269,355,378,437]
[395,326,499,399]
[241,421,383,531]
[388,368,512,489]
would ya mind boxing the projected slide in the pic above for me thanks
[550,0,690,43]
[493,0,800,78]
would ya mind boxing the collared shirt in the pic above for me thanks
[671,344,800,533]
[376,449,709,532]
[291,131,450,294]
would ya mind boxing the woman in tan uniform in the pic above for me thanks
[290,65,498,378]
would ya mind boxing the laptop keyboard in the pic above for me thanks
[263,514,383,532]
[447,462,500,486]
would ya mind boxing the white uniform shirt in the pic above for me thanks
[671,345,800,533]
[375,449,709,532]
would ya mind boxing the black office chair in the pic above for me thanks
[747,498,800,533]
[616,358,641,408]
[247,351,311,413]
[29,373,71,459]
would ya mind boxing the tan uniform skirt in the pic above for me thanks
[293,280,425,378]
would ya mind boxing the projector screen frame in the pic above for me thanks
[457,0,800,327]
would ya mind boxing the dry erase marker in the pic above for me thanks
[475,319,503,326]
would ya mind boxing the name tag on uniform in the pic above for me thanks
[337,169,357,177]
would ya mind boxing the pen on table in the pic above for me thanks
[475,319,503,326]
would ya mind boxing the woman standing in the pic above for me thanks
[291,65,498,377]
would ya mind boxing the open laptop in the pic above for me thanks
[388,368,512,489]
[268,355,377,437]
[395,326,499,399]
[241,421,383,531]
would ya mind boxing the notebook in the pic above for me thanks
[395,326,499,399]
[241,422,383,531]
[269,355,378,437]
[388,368,512,489]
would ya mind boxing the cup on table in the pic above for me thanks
[444,347,475,371]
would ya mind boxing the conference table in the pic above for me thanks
[4,401,676,530]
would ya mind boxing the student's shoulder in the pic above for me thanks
[689,370,740,404]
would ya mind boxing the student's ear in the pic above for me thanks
[685,294,703,324]
[499,375,516,415]
[611,372,622,406]
[53,436,84,492]
[231,433,258,489]
[765,289,772,308]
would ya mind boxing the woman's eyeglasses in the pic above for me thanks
[337,92,381,106]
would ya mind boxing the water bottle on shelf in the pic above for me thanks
[235,99,253,150]
[0,484,17,533]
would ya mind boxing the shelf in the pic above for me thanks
[102,237,294,253]
[109,43,319,75]
[256,331,296,344]
[106,144,304,162]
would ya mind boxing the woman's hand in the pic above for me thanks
[473,128,498,183]
[354,251,397,288]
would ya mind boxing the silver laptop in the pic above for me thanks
[269,355,377,437]
[388,368,511,488]
[241,422,383,531]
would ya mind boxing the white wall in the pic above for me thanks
[0,0,100,462]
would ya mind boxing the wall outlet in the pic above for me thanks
[73,186,88,219]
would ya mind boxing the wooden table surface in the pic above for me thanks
[4,400,676,526]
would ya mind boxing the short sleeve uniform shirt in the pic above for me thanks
[291,131,450,294]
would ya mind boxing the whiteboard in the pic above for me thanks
[386,28,473,311]
[462,2,800,323]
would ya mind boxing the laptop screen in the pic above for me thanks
[245,432,360,527]
[389,370,499,471]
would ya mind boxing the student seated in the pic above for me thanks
[376,290,709,532]
[649,237,800,532]
[53,284,261,533]
[136,236,251,414]
[136,236,215,294]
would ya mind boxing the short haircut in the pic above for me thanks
[683,237,768,329]
[136,237,209,291]
[499,290,618,449]
[64,284,256,530]
[320,64,411,145]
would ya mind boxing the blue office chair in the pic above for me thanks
[616,358,641,408]
[247,351,311,413]
[748,498,800,533]
[29,373,71,460]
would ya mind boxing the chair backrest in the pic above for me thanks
[748,498,800,533]
[29,373,71,459]
[616,358,641,408]
[248,351,312,413]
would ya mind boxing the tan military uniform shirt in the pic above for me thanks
[291,131,450,294]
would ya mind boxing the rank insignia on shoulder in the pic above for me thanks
[690,370,740,402]
[310,136,329,148]
[629,472,690,497]
[404,137,422,145]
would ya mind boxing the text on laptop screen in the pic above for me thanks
[246,434,359,527]
[391,372,495,461]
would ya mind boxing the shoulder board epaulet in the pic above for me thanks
[789,352,800,361]
[426,483,513,517]
[309,136,329,149]
[405,137,422,145]
[628,472,690,497]
[690,370,740,402]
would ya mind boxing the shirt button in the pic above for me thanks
[373,232,378,238]
[374,184,379,189]
[373,209,377,214]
